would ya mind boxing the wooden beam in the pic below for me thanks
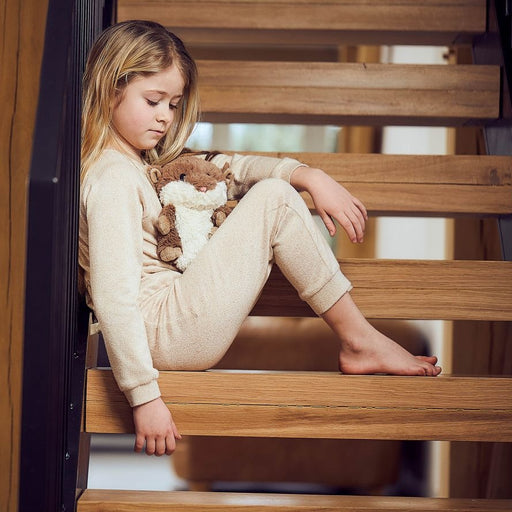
[117,0,486,46]
[85,369,512,442]
[196,61,500,126]
[231,153,512,215]
[261,153,512,186]
[252,259,512,321]
[78,489,512,512]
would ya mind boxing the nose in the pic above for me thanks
[156,105,172,124]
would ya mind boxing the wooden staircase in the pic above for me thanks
[77,1,512,510]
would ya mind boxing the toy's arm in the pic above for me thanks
[212,204,232,227]
[157,204,177,235]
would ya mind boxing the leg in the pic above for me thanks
[147,178,440,376]
[147,178,349,370]
[323,293,441,376]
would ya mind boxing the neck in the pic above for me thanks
[107,138,145,165]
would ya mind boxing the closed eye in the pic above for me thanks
[146,99,158,107]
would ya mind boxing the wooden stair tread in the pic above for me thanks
[118,0,486,46]
[253,259,512,320]
[77,489,512,511]
[233,153,512,215]
[85,370,512,441]
[196,60,499,126]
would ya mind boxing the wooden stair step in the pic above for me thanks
[77,489,512,512]
[238,153,512,215]
[253,259,512,320]
[85,370,512,442]
[117,0,487,46]
[196,60,499,126]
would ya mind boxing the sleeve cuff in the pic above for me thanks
[124,379,161,407]
[275,158,307,183]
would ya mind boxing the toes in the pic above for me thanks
[417,355,438,365]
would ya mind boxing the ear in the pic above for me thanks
[148,167,162,184]
[221,162,232,183]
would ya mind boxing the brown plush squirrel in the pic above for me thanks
[149,155,232,271]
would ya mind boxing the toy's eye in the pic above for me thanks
[179,173,186,181]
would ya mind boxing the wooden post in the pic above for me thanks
[448,46,512,500]
[0,1,49,511]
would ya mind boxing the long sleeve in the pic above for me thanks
[207,152,306,200]
[81,156,160,406]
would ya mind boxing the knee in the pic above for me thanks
[250,178,299,204]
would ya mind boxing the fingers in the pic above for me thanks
[320,201,366,243]
[136,432,179,456]
[336,195,367,243]
[134,422,181,456]
[172,421,182,441]
[165,432,177,455]
[319,212,336,237]
[353,196,368,221]
[336,205,366,243]
[134,433,145,453]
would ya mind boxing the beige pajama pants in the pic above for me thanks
[139,178,352,371]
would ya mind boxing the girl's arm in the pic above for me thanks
[83,157,177,454]
[290,166,368,243]
[207,152,303,198]
[205,152,367,243]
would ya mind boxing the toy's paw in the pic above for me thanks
[160,246,182,262]
[157,216,171,235]
[213,211,227,227]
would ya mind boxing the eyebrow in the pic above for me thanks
[146,89,183,99]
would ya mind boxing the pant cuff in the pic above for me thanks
[307,270,353,316]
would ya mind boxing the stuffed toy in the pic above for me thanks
[149,155,232,271]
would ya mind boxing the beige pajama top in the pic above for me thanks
[79,149,306,406]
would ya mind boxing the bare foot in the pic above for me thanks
[338,327,441,376]
[322,293,442,377]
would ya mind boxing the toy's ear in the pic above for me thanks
[148,167,161,184]
[221,162,232,184]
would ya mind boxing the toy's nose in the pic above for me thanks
[199,186,207,192]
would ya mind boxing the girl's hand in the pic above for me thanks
[132,397,182,456]
[291,166,368,243]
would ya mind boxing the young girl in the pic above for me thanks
[80,20,441,457]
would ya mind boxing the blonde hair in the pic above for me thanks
[81,20,199,181]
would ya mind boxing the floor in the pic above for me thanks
[88,434,187,491]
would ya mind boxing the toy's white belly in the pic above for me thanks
[174,206,214,270]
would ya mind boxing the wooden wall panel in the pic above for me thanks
[0,1,49,510]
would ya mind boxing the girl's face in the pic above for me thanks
[110,64,185,159]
